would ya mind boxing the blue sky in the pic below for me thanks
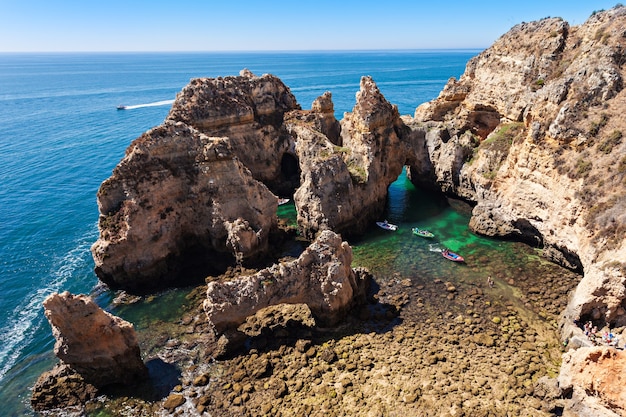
[0,1,620,52]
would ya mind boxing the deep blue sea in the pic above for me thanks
[0,51,479,415]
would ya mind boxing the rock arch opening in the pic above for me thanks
[276,152,300,197]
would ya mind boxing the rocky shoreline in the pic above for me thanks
[79,236,581,417]
[32,5,626,416]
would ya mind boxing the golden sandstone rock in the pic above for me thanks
[77,5,626,415]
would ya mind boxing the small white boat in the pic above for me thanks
[278,198,290,205]
[376,221,398,231]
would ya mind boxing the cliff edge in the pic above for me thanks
[411,6,626,331]
[409,6,626,415]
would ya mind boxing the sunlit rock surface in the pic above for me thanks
[204,230,369,333]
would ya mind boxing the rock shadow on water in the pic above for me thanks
[98,358,181,402]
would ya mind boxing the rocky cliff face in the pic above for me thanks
[558,347,626,417]
[92,121,277,291]
[289,77,418,238]
[410,6,626,331]
[41,292,146,387]
[407,8,626,414]
[166,69,301,195]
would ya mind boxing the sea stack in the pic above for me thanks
[40,291,147,387]
[32,292,148,411]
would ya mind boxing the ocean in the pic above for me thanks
[0,50,481,415]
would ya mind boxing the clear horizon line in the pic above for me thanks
[0,47,487,54]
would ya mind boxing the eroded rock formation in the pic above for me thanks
[92,69,422,289]
[204,230,369,333]
[41,291,147,387]
[166,69,301,194]
[288,76,418,238]
[409,6,626,331]
[558,346,626,416]
[91,122,278,291]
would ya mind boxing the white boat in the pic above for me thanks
[278,198,290,205]
[376,221,398,231]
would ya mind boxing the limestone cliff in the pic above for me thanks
[288,77,418,238]
[92,121,277,291]
[408,8,626,415]
[166,69,301,195]
[558,347,626,417]
[410,6,626,331]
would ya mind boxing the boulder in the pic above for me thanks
[238,303,316,337]
[31,363,98,412]
[42,291,147,388]
[204,230,369,333]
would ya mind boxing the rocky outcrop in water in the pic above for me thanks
[289,76,419,239]
[204,230,369,333]
[41,292,147,387]
[166,69,301,194]
[92,70,300,291]
[410,6,626,330]
[91,121,278,291]
[92,69,423,289]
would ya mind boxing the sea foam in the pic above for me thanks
[0,230,96,383]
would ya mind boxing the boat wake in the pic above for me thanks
[118,99,174,110]
[429,244,443,253]
[0,231,96,384]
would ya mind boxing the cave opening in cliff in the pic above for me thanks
[278,153,300,194]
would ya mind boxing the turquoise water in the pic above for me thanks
[352,169,504,279]
[0,51,480,415]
